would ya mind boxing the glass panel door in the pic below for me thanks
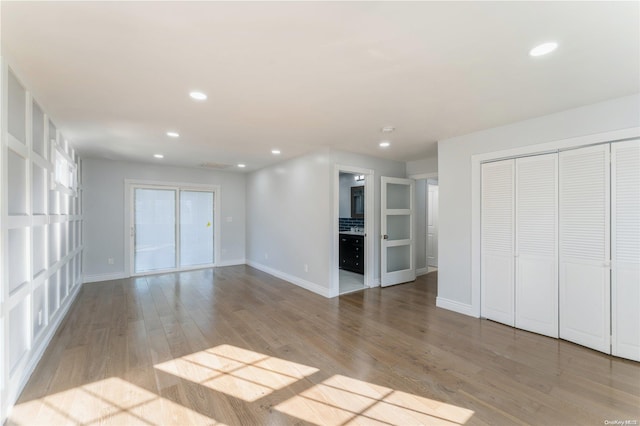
[381,177,416,287]
[180,190,214,267]
[134,188,176,273]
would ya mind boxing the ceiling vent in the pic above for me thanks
[199,162,231,170]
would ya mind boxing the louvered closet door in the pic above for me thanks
[612,140,640,361]
[559,144,610,353]
[515,154,558,338]
[481,160,515,326]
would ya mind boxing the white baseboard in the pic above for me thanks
[436,297,477,318]
[216,259,246,267]
[416,267,429,276]
[83,272,128,283]
[7,281,83,420]
[246,260,330,298]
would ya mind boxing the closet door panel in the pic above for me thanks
[515,154,558,338]
[559,144,610,353]
[612,139,640,361]
[481,160,515,326]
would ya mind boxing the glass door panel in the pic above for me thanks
[180,190,214,267]
[381,177,415,286]
[134,188,176,273]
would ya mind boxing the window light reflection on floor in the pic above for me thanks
[274,374,475,425]
[9,377,220,426]
[154,344,319,402]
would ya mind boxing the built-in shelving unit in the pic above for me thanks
[1,59,83,422]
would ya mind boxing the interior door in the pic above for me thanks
[427,182,439,267]
[381,177,416,287]
[481,160,515,326]
[559,144,610,354]
[133,187,177,274]
[515,154,558,338]
[611,139,640,361]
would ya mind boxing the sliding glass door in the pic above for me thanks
[134,188,177,273]
[180,190,214,267]
[132,185,215,275]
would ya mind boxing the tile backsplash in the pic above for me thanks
[339,217,364,231]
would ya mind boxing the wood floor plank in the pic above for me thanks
[8,267,640,426]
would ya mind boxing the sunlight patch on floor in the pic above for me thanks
[274,374,475,425]
[154,344,319,402]
[9,377,221,426]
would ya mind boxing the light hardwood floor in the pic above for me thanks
[8,266,640,425]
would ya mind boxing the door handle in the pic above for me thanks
[383,235,388,240]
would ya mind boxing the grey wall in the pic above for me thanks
[415,179,427,271]
[83,158,246,279]
[407,155,438,176]
[246,149,333,293]
[246,148,405,295]
[437,93,640,306]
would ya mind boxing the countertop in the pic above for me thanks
[339,231,365,236]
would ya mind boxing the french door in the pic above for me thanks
[131,185,216,275]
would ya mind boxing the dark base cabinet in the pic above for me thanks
[339,234,364,274]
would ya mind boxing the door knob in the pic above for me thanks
[383,235,388,240]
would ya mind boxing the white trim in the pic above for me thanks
[408,172,438,180]
[469,126,640,320]
[247,260,330,298]
[82,272,128,284]
[6,280,82,421]
[332,165,375,298]
[416,267,429,276]
[215,259,246,267]
[436,297,477,317]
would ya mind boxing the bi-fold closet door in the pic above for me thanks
[481,153,558,337]
[559,144,610,353]
[482,140,640,361]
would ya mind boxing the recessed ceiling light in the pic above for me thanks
[154,154,164,159]
[381,126,395,133]
[166,131,179,138]
[529,42,558,57]
[237,163,246,168]
[271,149,281,155]
[189,91,207,101]
[379,141,390,148]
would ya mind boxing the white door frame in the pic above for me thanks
[124,179,221,277]
[331,165,374,297]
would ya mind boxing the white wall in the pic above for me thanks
[437,94,640,310]
[82,158,246,281]
[2,61,83,424]
[407,155,438,176]
[246,148,405,296]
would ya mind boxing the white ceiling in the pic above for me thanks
[2,1,638,171]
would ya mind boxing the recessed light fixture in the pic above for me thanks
[529,41,558,57]
[166,131,179,138]
[381,126,395,133]
[379,141,390,148]
[237,163,246,168]
[271,149,281,155]
[154,154,164,159]
[189,91,207,101]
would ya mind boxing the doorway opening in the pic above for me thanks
[333,166,374,296]
[427,178,439,273]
